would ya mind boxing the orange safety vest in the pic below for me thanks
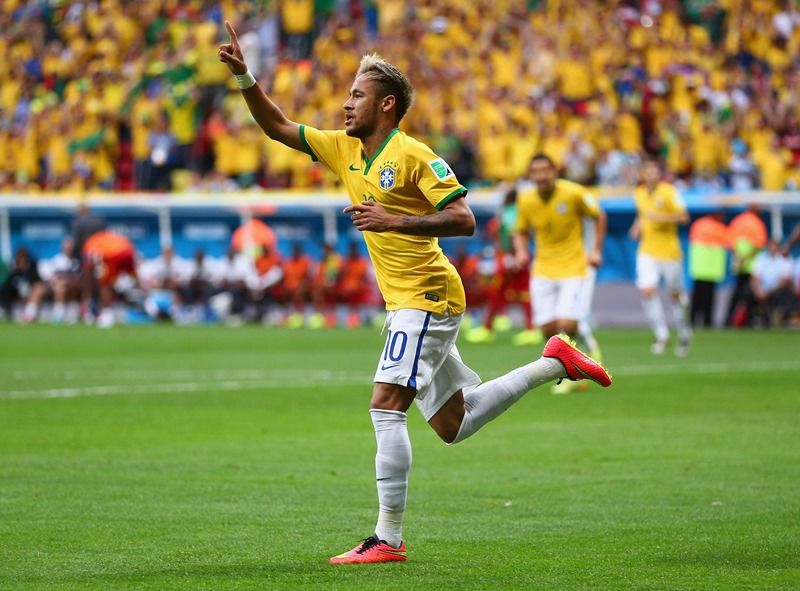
[728,211,767,249]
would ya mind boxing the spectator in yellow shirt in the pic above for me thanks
[558,44,594,109]
[755,136,791,191]
[281,0,314,59]
[130,84,162,190]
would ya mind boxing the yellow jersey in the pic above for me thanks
[559,59,594,100]
[281,0,314,35]
[516,179,601,279]
[301,125,468,315]
[755,150,789,191]
[633,182,686,261]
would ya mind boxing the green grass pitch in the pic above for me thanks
[1,324,798,590]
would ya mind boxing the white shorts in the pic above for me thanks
[531,276,585,326]
[636,253,685,292]
[374,309,481,421]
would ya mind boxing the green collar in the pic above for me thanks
[363,128,399,175]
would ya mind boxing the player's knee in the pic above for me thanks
[429,409,462,443]
[436,421,460,444]
[640,287,656,298]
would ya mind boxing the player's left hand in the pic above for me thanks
[344,200,396,233]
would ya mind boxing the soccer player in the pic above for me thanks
[629,157,691,356]
[512,154,607,393]
[219,22,611,564]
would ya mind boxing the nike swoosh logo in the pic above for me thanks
[380,363,400,370]
[572,362,592,378]
[571,361,601,383]
[379,549,407,557]
[349,164,360,171]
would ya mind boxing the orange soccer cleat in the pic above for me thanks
[329,535,407,565]
[542,334,612,387]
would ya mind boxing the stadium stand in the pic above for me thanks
[0,0,798,192]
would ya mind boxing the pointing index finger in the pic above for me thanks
[225,20,239,46]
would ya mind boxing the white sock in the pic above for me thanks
[370,409,411,548]
[671,294,691,341]
[578,319,599,353]
[642,295,669,342]
[451,358,564,444]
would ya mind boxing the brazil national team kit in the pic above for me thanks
[300,125,467,316]
[299,125,483,420]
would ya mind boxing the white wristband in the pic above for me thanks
[234,70,256,90]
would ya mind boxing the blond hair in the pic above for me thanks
[356,53,415,122]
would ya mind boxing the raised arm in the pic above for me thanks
[344,197,476,237]
[218,21,304,152]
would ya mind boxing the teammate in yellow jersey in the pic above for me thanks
[629,157,691,357]
[219,21,611,564]
[512,155,607,366]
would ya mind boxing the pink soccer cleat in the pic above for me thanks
[542,334,612,387]
[330,535,407,565]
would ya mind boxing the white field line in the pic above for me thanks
[2,360,799,400]
[0,372,371,400]
[610,360,800,376]
[7,368,351,381]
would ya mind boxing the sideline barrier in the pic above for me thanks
[1,189,798,283]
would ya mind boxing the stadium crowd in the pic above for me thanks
[0,0,799,193]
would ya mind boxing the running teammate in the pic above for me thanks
[629,157,691,356]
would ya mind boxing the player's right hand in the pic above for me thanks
[218,20,247,75]
[510,252,529,272]
[588,248,603,268]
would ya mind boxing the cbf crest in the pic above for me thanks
[378,161,398,191]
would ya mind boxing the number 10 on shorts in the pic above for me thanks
[382,330,408,365]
